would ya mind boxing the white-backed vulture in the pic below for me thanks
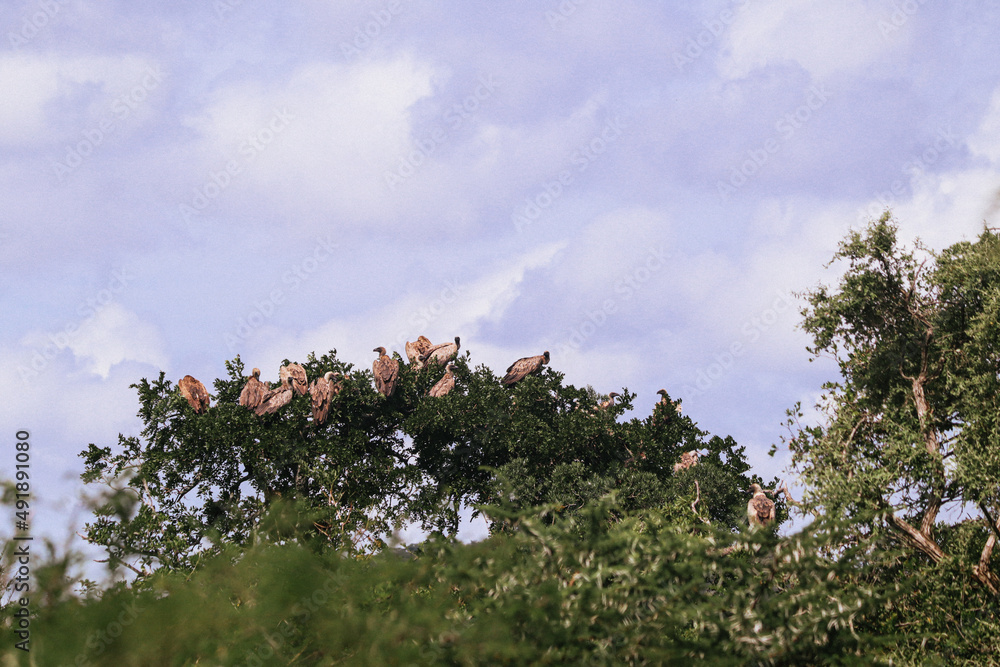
[501,350,549,385]
[255,374,294,416]
[429,363,456,397]
[239,368,269,411]
[279,363,308,396]
[309,371,337,425]
[372,347,400,397]
[747,483,776,529]
[421,336,460,366]
[673,450,699,473]
[405,336,433,368]
[179,375,210,414]
[598,392,620,410]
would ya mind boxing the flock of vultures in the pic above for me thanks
[174,335,777,528]
[175,336,549,425]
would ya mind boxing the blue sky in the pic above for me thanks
[3,0,1000,555]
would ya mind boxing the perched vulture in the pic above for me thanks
[309,371,338,425]
[421,336,461,366]
[673,450,699,473]
[501,350,550,386]
[239,368,270,412]
[178,375,210,414]
[279,363,309,396]
[372,347,400,397]
[255,374,294,416]
[747,483,776,529]
[429,363,456,397]
[598,392,620,410]
[405,336,433,369]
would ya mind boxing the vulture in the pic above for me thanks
[598,392,620,410]
[747,483,776,529]
[501,350,549,386]
[372,347,400,397]
[255,374,294,416]
[428,363,456,397]
[405,336,433,368]
[309,371,338,425]
[178,375,210,414]
[279,363,309,396]
[421,336,460,366]
[239,368,270,412]
[673,450,699,473]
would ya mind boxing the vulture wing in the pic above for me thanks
[749,494,775,527]
[283,363,308,396]
[255,382,293,416]
[373,352,399,397]
[429,365,456,397]
[309,373,333,425]
[179,375,210,414]
[501,351,548,385]
[239,374,269,410]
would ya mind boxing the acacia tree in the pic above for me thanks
[81,349,766,577]
[786,214,1000,652]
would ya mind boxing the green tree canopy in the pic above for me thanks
[80,350,769,578]
[786,213,1000,659]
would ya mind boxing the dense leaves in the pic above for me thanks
[8,499,884,666]
[79,351,765,578]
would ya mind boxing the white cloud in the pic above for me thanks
[55,304,168,379]
[719,0,891,80]
[0,53,162,145]
[183,56,438,224]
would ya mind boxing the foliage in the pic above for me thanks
[6,498,885,666]
[785,213,1000,661]
[80,351,765,579]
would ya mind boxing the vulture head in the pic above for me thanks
[543,350,550,364]
[324,371,335,381]
[373,347,387,356]
[252,367,261,379]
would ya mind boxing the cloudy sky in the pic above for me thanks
[3,1,1000,553]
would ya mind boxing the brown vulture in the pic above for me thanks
[501,350,549,385]
[747,483,776,529]
[673,450,699,473]
[429,363,456,397]
[279,363,309,396]
[372,347,400,397]
[178,375,210,414]
[598,392,620,410]
[255,374,294,416]
[421,336,460,366]
[239,368,270,411]
[405,336,433,368]
[309,371,338,425]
